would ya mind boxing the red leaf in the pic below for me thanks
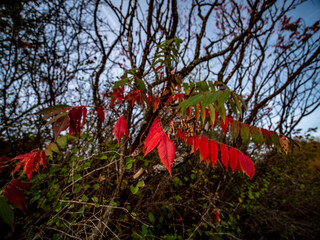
[125,90,145,106]
[3,184,26,213]
[216,210,221,222]
[199,136,209,161]
[144,117,162,152]
[193,135,200,153]
[153,98,161,112]
[96,107,105,123]
[144,131,165,156]
[176,128,182,140]
[220,144,229,170]
[221,116,229,135]
[111,87,125,106]
[157,134,176,174]
[238,151,255,180]
[53,114,70,141]
[155,65,163,72]
[12,151,46,181]
[3,179,30,213]
[11,179,31,191]
[209,140,218,167]
[114,116,129,145]
[181,131,186,141]
[187,137,194,146]
[68,106,87,136]
[229,147,238,173]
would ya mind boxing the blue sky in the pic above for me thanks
[292,0,320,137]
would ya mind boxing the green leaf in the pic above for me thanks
[217,90,231,108]
[124,162,133,170]
[0,196,14,228]
[48,142,59,153]
[130,185,139,195]
[250,126,263,145]
[231,92,243,118]
[148,212,155,223]
[57,135,68,148]
[240,124,250,145]
[91,197,98,203]
[82,195,89,202]
[113,78,129,89]
[136,181,144,187]
[136,78,146,92]
[202,91,223,108]
[197,82,209,91]
[178,94,204,113]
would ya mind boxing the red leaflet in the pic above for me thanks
[125,90,145,106]
[96,107,105,123]
[176,128,182,140]
[238,151,255,180]
[261,128,272,147]
[229,147,238,173]
[12,150,46,181]
[114,116,129,145]
[153,98,161,112]
[2,179,30,214]
[68,106,87,136]
[144,131,164,156]
[199,136,209,161]
[110,87,125,107]
[187,137,194,147]
[144,117,162,152]
[53,115,69,141]
[221,116,229,135]
[215,210,221,222]
[193,135,200,153]
[154,65,164,72]
[157,134,176,174]
[11,179,31,190]
[220,144,229,170]
[209,140,218,167]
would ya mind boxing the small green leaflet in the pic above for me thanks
[202,91,223,108]
[217,90,231,108]
[136,78,146,92]
[178,94,204,114]
[113,78,129,89]
[148,212,155,223]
